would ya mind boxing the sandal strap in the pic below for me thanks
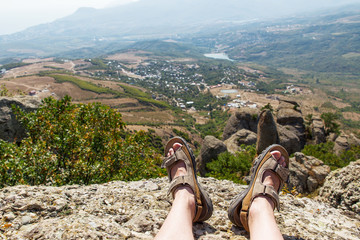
[263,156,290,182]
[252,184,280,210]
[167,175,195,197]
[162,147,189,181]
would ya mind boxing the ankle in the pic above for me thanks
[174,186,195,209]
[249,196,274,219]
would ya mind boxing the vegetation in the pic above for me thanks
[0,96,165,188]
[320,112,340,135]
[1,62,30,70]
[302,142,360,170]
[195,109,230,139]
[206,145,256,183]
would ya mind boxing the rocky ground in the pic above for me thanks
[0,177,359,240]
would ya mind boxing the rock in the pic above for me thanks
[4,212,16,221]
[256,109,279,155]
[0,96,40,142]
[222,109,258,140]
[0,177,359,239]
[334,133,360,155]
[196,136,227,176]
[277,125,302,154]
[288,152,331,194]
[276,100,306,151]
[318,159,360,214]
[334,134,350,155]
[311,117,326,144]
[224,129,256,154]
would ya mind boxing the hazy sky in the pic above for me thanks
[1,0,360,36]
[0,0,138,35]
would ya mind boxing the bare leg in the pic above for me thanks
[248,151,285,240]
[154,143,195,240]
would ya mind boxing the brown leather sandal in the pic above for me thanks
[162,136,213,222]
[228,144,289,232]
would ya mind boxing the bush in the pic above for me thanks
[0,96,165,188]
[206,145,255,183]
[301,142,360,170]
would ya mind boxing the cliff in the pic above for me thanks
[1,177,359,240]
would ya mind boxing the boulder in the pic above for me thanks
[196,136,227,176]
[288,152,331,194]
[0,96,40,143]
[311,117,326,144]
[224,129,256,154]
[276,100,306,150]
[334,134,350,155]
[277,124,302,154]
[318,159,360,214]
[256,109,279,155]
[222,108,258,140]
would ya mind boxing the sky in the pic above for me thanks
[1,0,360,36]
[0,0,138,35]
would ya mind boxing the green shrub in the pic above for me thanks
[0,96,165,188]
[301,142,360,170]
[172,128,191,143]
[206,145,255,183]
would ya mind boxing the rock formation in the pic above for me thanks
[276,100,306,152]
[255,109,279,155]
[222,109,258,140]
[0,96,40,143]
[318,159,360,214]
[223,129,256,154]
[334,133,360,155]
[288,152,331,194]
[0,177,359,239]
[196,136,227,176]
[310,117,326,144]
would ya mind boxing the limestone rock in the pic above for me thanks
[196,136,227,176]
[277,125,302,154]
[276,101,306,151]
[311,117,326,144]
[0,177,359,240]
[318,159,360,214]
[224,129,257,154]
[334,133,360,155]
[288,152,331,194]
[222,109,258,140]
[256,109,279,155]
[0,96,40,142]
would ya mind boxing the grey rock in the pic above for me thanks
[224,129,256,154]
[196,136,227,176]
[256,109,279,155]
[222,109,258,140]
[318,159,360,214]
[21,215,33,225]
[289,152,331,194]
[277,124,302,154]
[4,212,16,221]
[0,96,40,142]
[311,117,326,144]
[0,177,359,239]
[334,133,360,155]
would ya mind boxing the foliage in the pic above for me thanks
[50,74,116,95]
[206,145,255,183]
[195,109,230,139]
[302,142,360,170]
[261,103,274,112]
[1,62,30,70]
[320,112,340,135]
[0,96,165,188]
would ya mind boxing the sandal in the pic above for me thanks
[228,144,289,232]
[162,136,213,222]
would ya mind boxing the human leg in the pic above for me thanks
[155,137,213,240]
[228,145,289,239]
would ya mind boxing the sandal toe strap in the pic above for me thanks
[161,147,189,181]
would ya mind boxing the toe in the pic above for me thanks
[167,148,174,157]
[173,143,182,151]
[270,150,281,160]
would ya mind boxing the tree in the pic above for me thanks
[320,112,340,135]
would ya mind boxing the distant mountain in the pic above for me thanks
[1,0,360,60]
